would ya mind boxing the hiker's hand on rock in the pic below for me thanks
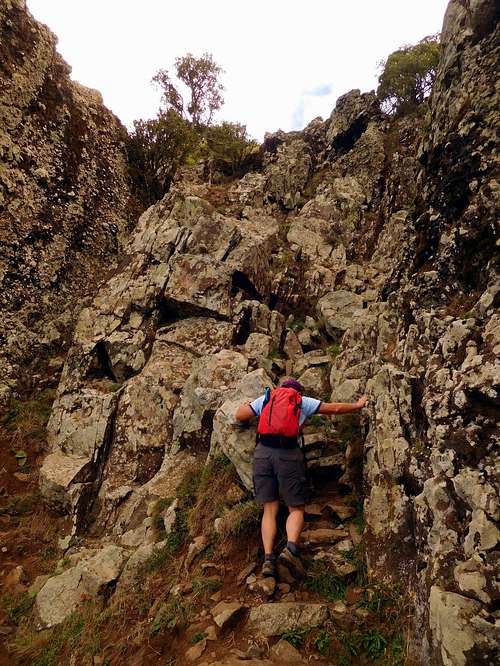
[356,395,369,409]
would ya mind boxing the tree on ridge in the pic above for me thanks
[153,53,225,128]
[377,35,441,115]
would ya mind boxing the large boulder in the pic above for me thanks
[317,290,365,335]
[211,369,274,490]
[35,546,128,628]
[246,602,329,637]
[172,350,249,449]
[429,587,499,666]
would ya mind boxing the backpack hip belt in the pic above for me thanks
[256,433,298,448]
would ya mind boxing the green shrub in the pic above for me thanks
[203,122,259,176]
[328,342,341,357]
[1,390,55,444]
[345,544,368,586]
[0,493,38,516]
[359,582,403,614]
[127,110,199,206]
[308,414,328,428]
[141,510,189,574]
[189,631,206,645]
[377,35,441,114]
[153,53,224,127]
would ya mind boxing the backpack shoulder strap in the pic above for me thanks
[262,387,272,408]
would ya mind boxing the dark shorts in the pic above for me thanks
[252,443,307,507]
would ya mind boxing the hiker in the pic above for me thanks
[234,378,368,579]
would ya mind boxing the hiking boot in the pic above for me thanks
[261,559,277,578]
[278,547,306,580]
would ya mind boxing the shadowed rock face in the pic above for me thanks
[12,0,497,661]
[0,0,131,405]
[332,3,499,664]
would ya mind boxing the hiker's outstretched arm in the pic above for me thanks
[319,395,368,415]
[235,404,255,421]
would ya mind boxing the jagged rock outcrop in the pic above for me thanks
[29,1,499,662]
[0,0,131,404]
[330,2,499,664]
[40,185,279,535]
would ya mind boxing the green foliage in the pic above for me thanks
[306,562,346,601]
[337,631,404,665]
[287,316,305,332]
[151,496,175,537]
[203,121,259,175]
[142,509,189,574]
[362,629,388,661]
[153,52,224,127]
[127,109,199,205]
[189,631,206,645]
[268,346,284,360]
[314,629,331,656]
[327,342,341,357]
[387,635,406,665]
[336,417,361,450]
[199,453,234,492]
[377,34,441,114]
[1,592,35,625]
[141,464,207,573]
[177,465,203,507]
[151,598,192,634]
[281,627,307,648]
[349,498,366,535]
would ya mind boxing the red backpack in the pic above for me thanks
[257,387,302,441]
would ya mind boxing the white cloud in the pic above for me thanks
[26,0,450,140]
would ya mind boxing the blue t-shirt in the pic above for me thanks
[250,394,321,426]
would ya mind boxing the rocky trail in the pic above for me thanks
[1,0,499,664]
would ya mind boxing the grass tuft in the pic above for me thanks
[1,591,36,625]
[215,499,261,541]
[281,627,307,648]
[151,597,192,635]
[306,562,346,601]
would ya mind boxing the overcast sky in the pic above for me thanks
[27,0,450,140]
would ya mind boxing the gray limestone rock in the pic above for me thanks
[35,545,128,627]
[211,369,274,490]
[211,601,246,630]
[246,602,329,636]
[317,290,365,335]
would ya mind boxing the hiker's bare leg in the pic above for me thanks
[286,505,305,543]
[261,500,279,554]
